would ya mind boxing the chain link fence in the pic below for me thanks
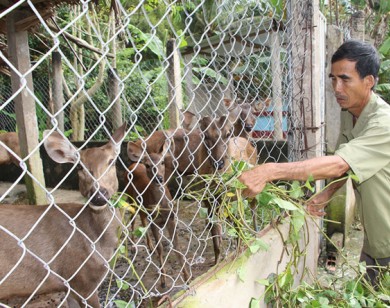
[0,0,321,307]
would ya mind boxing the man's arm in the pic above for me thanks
[306,177,347,216]
[239,155,350,198]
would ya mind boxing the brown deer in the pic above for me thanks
[150,116,232,178]
[126,140,190,288]
[158,112,260,262]
[224,98,258,139]
[181,99,258,139]
[137,117,233,264]
[182,106,260,231]
[0,123,127,308]
[0,132,21,166]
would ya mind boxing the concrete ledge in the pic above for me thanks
[168,216,320,307]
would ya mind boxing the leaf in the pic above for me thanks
[143,33,165,59]
[347,171,360,183]
[237,266,246,282]
[249,238,269,254]
[278,268,293,288]
[273,197,298,211]
[250,298,261,308]
[227,228,238,238]
[199,207,209,219]
[291,210,305,233]
[116,279,130,291]
[117,200,136,214]
[192,67,229,85]
[256,191,273,206]
[133,227,147,238]
[114,300,136,308]
[255,279,270,286]
[304,175,315,192]
[377,294,390,302]
[289,181,304,199]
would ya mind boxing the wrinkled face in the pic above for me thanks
[78,143,119,206]
[200,116,232,171]
[330,59,374,117]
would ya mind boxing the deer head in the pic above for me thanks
[128,138,168,185]
[224,98,257,137]
[199,115,232,171]
[44,123,127,208]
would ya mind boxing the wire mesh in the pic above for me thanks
[0,0,319,306]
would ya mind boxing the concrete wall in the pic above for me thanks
[325,26,343,154]
[169,216,321,308]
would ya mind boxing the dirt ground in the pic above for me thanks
[316,221,364,289]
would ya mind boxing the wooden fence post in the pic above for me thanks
[7,11,47,205]
[52,51,65,132]
[166,39,183,129]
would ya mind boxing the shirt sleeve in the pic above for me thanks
[335,122,390,183]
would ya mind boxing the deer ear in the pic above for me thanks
[127,141,143,162]
[199,116,212,131]
[43,130,78,164]
[181,110,198,130]
[111,122,128,144]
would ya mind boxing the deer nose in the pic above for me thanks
[154,175,164,184]
[215,160,225,170]
[90,188,109,206]
[244,124,253,132]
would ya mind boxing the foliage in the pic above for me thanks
[257,270,390,307]
[377,37,390,103]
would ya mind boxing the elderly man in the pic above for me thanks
[239,40,390,286]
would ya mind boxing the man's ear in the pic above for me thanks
[364,75,376,89]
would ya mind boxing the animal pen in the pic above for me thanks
[0,0,328,307]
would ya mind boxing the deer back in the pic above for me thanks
[228,136,258,167]
[0,132,21,166]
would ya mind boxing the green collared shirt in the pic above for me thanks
[335,93,390,258]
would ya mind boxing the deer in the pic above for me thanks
[223,98,258,139]
[125,140,190,289]
[181,98,258,140]
[0,123,127,308]
[182,102,261,230]
[136,116,233,265]
[155,112,260,263]
[0,132,21,166]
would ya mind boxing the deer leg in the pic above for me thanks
[250,199,258,231]
[204,200,222,265]
[210,222,222,265]
[165,211,190,282]
[150,223,166,288]
[140,213,154,252]
[86,292,100,308]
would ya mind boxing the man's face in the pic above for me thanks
[329,59,373,116]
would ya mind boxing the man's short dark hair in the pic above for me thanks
[331,40,380,80]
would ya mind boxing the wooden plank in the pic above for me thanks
[52,51,65,132]
[166,39,183,129]
[7,11,46,205]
